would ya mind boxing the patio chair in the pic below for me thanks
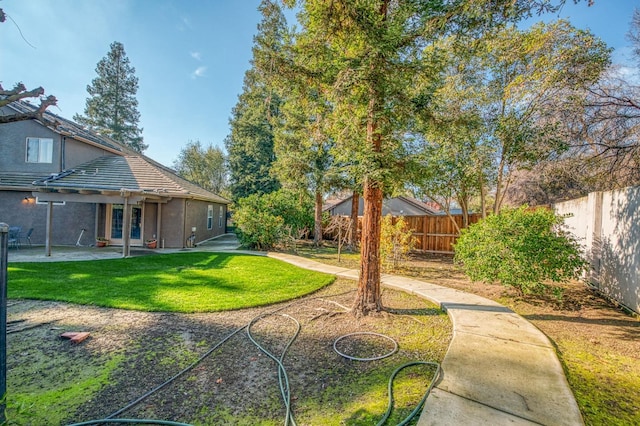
[20,228,34,247]
[8,226,21,249]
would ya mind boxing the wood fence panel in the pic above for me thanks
[323,213,482,254]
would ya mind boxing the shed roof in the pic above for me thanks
[324,195,437,216]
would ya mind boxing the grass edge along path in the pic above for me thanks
[7,252,335,313]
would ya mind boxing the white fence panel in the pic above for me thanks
[555,187,640,314]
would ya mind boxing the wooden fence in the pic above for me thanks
[324,214,482,254]
[405,214,481,254]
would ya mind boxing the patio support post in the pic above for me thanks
[156,203,162,248]
[122,195,131,258]
[0,223,9,423]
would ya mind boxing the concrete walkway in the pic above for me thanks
[7,235,583,425]
[267,252,583,426]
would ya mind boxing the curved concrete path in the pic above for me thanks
[268,252,583,426]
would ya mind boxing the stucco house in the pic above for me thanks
[0,100,229,255]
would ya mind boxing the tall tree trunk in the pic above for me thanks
[494,147,507,214]
[348,191,359,250]
[479,172,487,219]
[353,89,384,315]
[352,0,388,316]
[353,177,383,314]
[314,189,323,246]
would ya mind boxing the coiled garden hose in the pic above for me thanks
[333,332,398,361]
[333,334,441,426]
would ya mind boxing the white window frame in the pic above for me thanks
[36,197,65,206]
[219,206,224,228]
[26,137,53,163]
[207,205,214,230]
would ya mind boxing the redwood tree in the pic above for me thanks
[294,0,583,315]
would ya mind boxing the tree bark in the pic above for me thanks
[313,189,323,246]
[348,191,359,250]
[352,0,388,316]
[353,177,383,314]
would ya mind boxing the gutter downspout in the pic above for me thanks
[156,202,162,248]
[45,201,53,257]
[60,136,66,171]
[182,198,188,248]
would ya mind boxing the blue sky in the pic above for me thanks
[2,0,638,167]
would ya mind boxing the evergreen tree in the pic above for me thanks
[225,1,285,200]
[294,0,583,316]
[173,140,228,196]
[74,41,146,153]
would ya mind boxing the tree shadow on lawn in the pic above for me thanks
[523,313,639,343]
[7,281,451,425]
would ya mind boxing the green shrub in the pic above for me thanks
[380,215,418,270]
[453,206,587,295]
[233,190,314,249]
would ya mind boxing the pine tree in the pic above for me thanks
[225,0,285,201]
[74,41,146,153]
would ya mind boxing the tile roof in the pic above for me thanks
[2,101,228,204]
[0,172,47,190]
[33,155,229,204]
[5,101,135,155]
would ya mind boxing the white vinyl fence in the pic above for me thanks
[554,186,640,314]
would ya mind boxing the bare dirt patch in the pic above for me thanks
[7,279,451,425]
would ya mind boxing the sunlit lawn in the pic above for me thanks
[8,252,335,312]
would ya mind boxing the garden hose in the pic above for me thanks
[67,290,442,426]
[104,324,247,419]
[67,419,191,426]
[333,334,441,426]
[246,313,301,426]
[333,332,398,361]
[74,291,351,425]
[376,361,442,426]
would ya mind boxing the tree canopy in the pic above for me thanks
[173,141,228,196]
[225,0,285,201]
[288,0,590,315]
[412,20,610,215]
[74,41,146,153]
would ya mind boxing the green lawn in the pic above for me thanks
[8,252,335,312]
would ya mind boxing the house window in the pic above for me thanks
[207,205,214,230]
[26,137,53,163]
[219,206,224,228]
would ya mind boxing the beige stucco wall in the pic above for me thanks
[555,187,640,314]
